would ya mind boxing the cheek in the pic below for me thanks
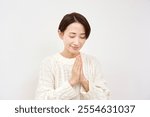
[63,38,72,46]
[80,40,86,45]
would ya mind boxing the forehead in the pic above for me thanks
[65,22,85,33]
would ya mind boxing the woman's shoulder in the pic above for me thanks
[81,53,102,68]
[81,52,100,63]
[81,53,102,71]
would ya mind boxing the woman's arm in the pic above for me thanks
[80,58,110,100]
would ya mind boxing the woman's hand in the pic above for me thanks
[69,55,89,92]
[69,55,82,86]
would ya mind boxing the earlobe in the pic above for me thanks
[58,30,64,39]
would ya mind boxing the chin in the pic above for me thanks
[70,50,80,55]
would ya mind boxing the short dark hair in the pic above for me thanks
[58,12,91,39]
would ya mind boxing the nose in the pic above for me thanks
[73,38,80,45]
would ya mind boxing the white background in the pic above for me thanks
[0,0,150,99]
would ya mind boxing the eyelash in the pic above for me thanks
[80,36,86,39]
[69,36,85,39]
[69,36,75,38]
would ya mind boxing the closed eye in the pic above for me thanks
[69,35,75,38]
[80,36,86,39]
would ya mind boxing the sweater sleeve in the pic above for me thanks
[80,58,110,100]
[35,59,78,100]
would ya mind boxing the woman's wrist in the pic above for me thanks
[69,79,77,87]
[80,78,89,92]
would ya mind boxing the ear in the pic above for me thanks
[58,30,64,40]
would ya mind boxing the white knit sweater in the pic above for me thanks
[35,52,110,100]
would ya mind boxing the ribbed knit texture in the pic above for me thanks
[35,52,110,100]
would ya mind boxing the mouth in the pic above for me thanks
[71,46,80,50]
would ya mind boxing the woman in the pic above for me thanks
[35,12,110,100]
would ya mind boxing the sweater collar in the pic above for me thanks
[56,53,76,65]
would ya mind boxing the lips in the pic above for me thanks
[71,46,79,50]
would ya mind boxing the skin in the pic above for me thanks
[58,22,89,92]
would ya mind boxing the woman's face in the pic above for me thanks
[59,22,86,58]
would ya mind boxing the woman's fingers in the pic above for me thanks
[76,56,82,70]
[70,60,79,86]
[70,55,83,86]
[73,55,80,68]
[74,55,82,70]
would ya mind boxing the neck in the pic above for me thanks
[60,51,80,58]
